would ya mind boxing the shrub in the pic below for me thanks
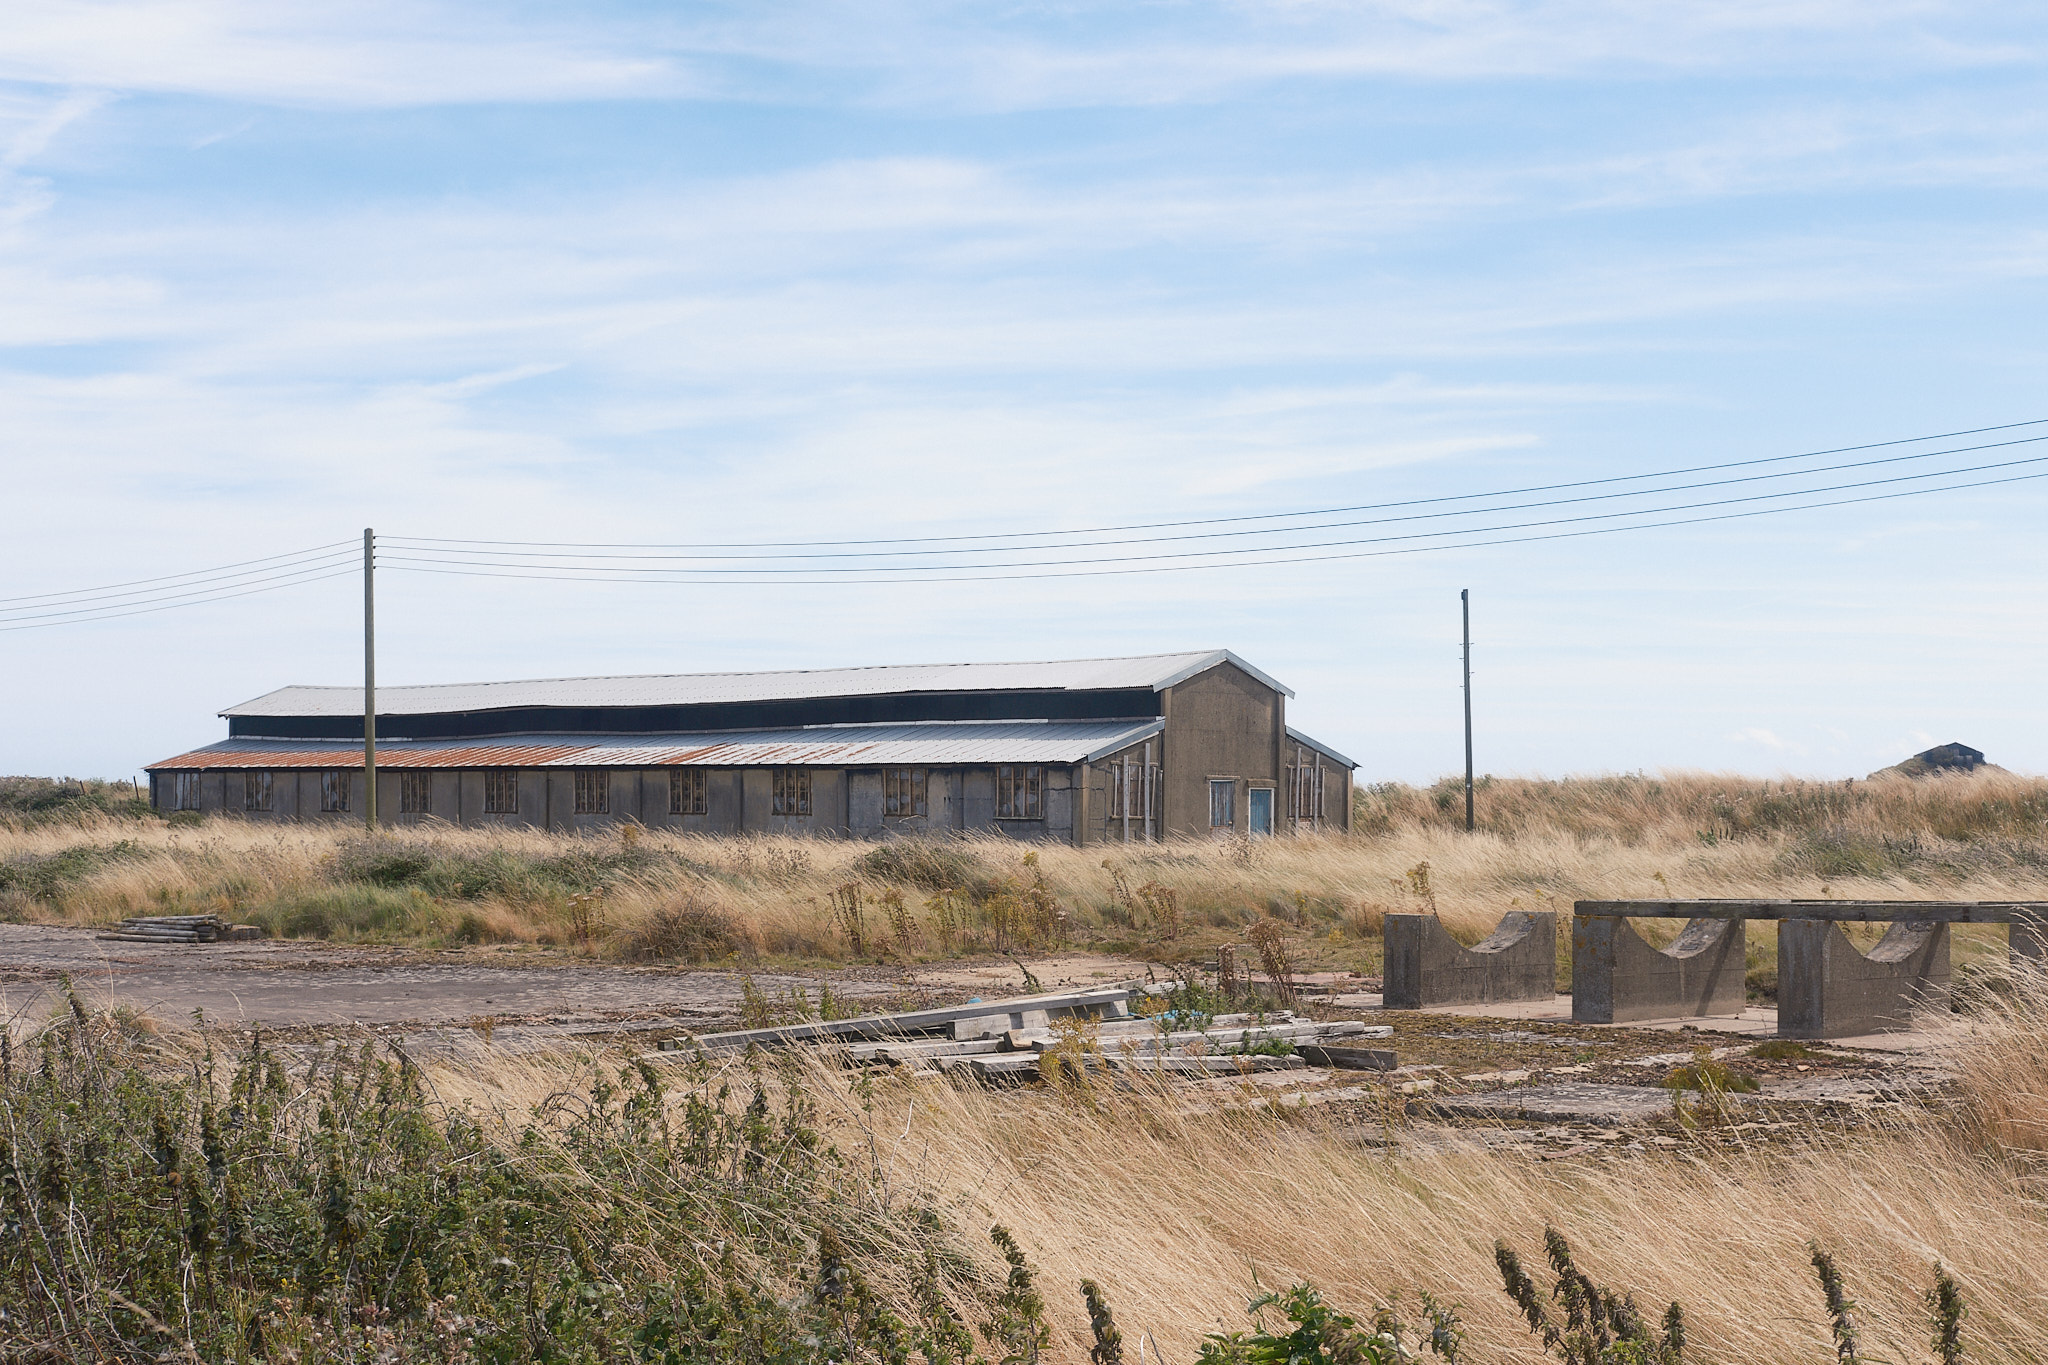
[620,893,751,962]
[856,838,992,893]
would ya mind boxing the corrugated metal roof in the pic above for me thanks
[220,650,1290,718]
[1285,726,1358,771]
[148,719,1167,771]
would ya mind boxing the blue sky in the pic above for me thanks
[2,1,2046,783]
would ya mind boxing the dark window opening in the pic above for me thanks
[485,770,519,815]
[773,768,812,817]
[883,768,927,818]
[243,771,273,812]
[670,768,707,816]
[400,772,431,815]
[574,771,610,815]
[996,765,1042,820]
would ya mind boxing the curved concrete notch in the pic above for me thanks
[1778,918,1950,1039]
[1383,911,1556,1010]
[1572,916,1745,1025]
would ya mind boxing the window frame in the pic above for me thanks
[173,772,202,811]
[320,770,350,813]
[882,767,927,818]
[772,767,812,817]
[243,770,273,813]
[669,768,707,816]
[573,770,610,816]
[996,765,1043,821]
[399,771,431,815]
[484,769,519,815]
[1208,778,1236,830]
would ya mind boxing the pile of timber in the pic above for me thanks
[97,915,262,944]
[647,984,1397,1084]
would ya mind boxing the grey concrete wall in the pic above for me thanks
[1571,916,1746,1024]
[1159,662,1283,838]
[1778,918,1951,1038]
[1384,911,1556,1009]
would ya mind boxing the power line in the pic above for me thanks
[0,540,355,607]
[386,416,2048,552]
[0,566,361,632]
[385,432,2048,563]
[382,466,2048,586]
[379,451,2048,579]
[0,551,362,624]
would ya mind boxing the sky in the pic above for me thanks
[2,1,2046,784]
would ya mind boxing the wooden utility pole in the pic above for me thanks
[364,528,377,833]
[1461,588,1474,832]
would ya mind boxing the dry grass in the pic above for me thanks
[381,967,2048,1363]
[2,768,2043,975]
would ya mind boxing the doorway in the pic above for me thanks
[1248,786,1273,837]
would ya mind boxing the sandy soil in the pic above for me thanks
[0,924,1158,1032]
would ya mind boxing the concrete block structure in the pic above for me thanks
[1777,918,1951,1038]
[1383,911,1556,1010]
[145,651,1354,846]
[1571,916,1746,1024]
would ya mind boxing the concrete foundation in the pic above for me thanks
[1777,918,1951,1039]
[1383,912,1556,1010]
[2013,914,2048,967]
[1572,916,1746,1024]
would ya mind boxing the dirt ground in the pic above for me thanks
[0,923,1157,1033]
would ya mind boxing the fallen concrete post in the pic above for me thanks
[1383,911,1556,1010]
[1572,916,1746,1024]
[1777,918,1951,1038]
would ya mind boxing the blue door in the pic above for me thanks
[1248,786,1273,837]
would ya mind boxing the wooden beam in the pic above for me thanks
[1576,900,2048,923]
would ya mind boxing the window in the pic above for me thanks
[1108,760,1159,819]
[996,765,1042,820]
[772,768,811,817]
[1287,763,1326,825]
[574,770,610,815]
[883,768,927,818]
[243,771,273,812]
[173,772,202,811]
[320,771,350,813]
[400,772,431,815]
[485,769,519,815]
[669,768,706,816]
[1208,779,1236,830]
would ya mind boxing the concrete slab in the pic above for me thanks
[1414,1083,1678,1126]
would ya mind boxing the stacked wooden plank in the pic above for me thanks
[99,914,225,944]
[652,984,1150,1056]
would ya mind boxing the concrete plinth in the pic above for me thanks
[2013,914,2048,967]
[1777,919,1950,1039]
[1572,916,1746,1024]
[1383,912,1556,1010]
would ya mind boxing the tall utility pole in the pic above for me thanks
[1461,588,1474,832]
[363,528,377,834]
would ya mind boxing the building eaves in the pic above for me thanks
[149,719,1166,771]
[1285,726,1358,771]
[218,650,1291,718]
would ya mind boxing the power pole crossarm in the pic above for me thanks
[364,528,377,833]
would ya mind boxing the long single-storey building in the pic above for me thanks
[146,650,1354,843]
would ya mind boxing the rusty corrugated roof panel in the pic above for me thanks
[147,719,1167,771]
[219,650,1290,718]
